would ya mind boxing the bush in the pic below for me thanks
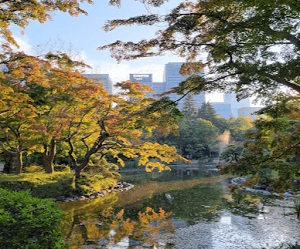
[54,164,71,173]
[0,172,76,199]
[75,173,116,195]
[23,165,44,173]
[0,172,117,198]
[0,188,67,248]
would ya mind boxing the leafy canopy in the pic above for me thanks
[0,0,95,46]
[100,0,300,99]
[220,96,300,192]
[0,47,188,176]
[0,0,130,47]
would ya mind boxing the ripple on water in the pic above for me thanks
[172,200,300,249]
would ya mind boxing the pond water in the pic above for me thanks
[59,175,300,249]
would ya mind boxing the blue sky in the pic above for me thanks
[10,0,226,102]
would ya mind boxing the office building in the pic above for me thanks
[211,102,233,119]
[238,107,262,120]
[163,62,205,110]
[152,82,165,97]
[130,74,153,98]
[192,92,206,110]
[224,92,251,118]
[83,74,113,94]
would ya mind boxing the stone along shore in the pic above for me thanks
[51,182,134,202]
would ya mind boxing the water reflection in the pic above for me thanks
[61,197,173,248]
[59,176,270,248]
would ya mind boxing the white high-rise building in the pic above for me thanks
[224,92,251,118]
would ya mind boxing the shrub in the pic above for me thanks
[75,173,117,195]
[23,165,44,173]
[54,164,71,173]
[0,172,76,199]
[0,188,67,248]
[84,160,121,180]
[0,172,117,198]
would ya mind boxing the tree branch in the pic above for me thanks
[264,74,300,93]
[0,142,17,155]
[264,26,300,51]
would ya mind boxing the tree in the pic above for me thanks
[100,0,300,99]
[228,117,253,141]
[0,58,39,173]
[0,0,94,46]
[158,117,219,159]
[197,102,230,135]
[181,93,197,121]
[219,96,300,192]
[197,102,217,122]
[0,51,188,176]
[220,144,244,162]
[64,80,189,178]
[212,116,229,135]
[0,47,93,174]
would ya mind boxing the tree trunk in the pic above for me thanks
[75,160,89,179]
[0,142,19,173]
[44,160,54,174]
[43,139,56,174]
[16,151,23,174]
[75,166,82,179]
[69,127,109,179]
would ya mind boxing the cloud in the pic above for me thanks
[14,36,32,54]
[0,35,32,54]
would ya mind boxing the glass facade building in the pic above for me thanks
[211,102,233,119]
[152,82,166,97]
[130,74,153,98]
[224,92,251,118]
[163,62,205,110]
[83,74,113,94]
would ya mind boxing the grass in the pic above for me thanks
[0,172,116,199]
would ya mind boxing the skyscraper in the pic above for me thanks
[152,82,165,97]
[130,74,153,98]
[163,62,205,110]
[83,74,113,94]
[211,102,233,119]
[238,107,262,120]
[224,92,251,118]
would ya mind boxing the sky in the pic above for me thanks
[9,0,242,104]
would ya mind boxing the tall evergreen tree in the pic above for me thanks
[197,102,217,122]
[182,93,197,121]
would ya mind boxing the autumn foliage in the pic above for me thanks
[0,46,188,177]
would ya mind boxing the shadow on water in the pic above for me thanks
[59,175,269,248]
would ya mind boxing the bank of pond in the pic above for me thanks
[59,174,300,249]
[2,172,300,248]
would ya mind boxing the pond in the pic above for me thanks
[59,175,300,249]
